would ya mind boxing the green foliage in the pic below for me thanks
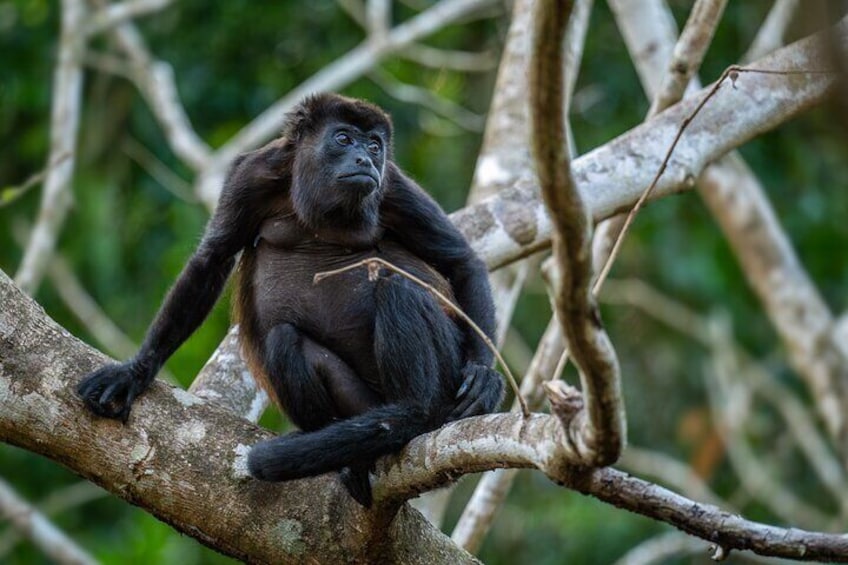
[2,1,848,563]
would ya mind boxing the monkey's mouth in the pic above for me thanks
[338,173,379,189]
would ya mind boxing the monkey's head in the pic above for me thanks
[284,93,393,232]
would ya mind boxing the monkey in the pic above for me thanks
[77,93,504,507]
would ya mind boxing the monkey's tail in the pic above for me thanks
[247,403,437,482]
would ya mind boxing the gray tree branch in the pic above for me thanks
[14,0,86,295]
[0,270,477,564]
[610,0,848,458]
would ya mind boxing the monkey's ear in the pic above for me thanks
[282,108,307,141]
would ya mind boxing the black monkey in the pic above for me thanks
[77,93,504,506]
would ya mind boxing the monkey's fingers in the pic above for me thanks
[77,363,143,422]
[450,363,505,421]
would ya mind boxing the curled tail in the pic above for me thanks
[247,403,437,482]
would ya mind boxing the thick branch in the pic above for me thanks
[5,267,848,560]
[451,317,565,552]
[456,18,844,270]
[0,270,477,564]
[374,411,848,561]
[189,325,268,422]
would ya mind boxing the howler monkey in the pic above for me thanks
[77,93,504,506]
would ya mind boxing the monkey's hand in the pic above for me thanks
[449,362,505,421]
[77,361,153,422]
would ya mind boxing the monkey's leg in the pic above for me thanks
[374,273,504,425]
[258,323,383,503]
[263,323,378,431]
[373,274,463,414]
[250,284,464,507]
[330,274,466,506]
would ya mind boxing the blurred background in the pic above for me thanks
[2,1,848,563]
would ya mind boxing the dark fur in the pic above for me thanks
[77,93,504,506]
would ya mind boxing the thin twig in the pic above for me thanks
[0,153,70,208]
[399,45,496,71]
[368,69,486,132]
[619,445,730,509]
[83,0,172,36]
[122,137,195,202]
[92,0,211,171]
[313,257,528,417]
[194,0,502,207]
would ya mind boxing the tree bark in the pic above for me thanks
[0,270,478,565]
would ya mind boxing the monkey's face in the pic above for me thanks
[324,124,386,195]
[291,119,388,231]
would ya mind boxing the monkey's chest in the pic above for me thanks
[250,239,451,385]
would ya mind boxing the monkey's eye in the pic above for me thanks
[334,132,353,146]
[367,140,382,155]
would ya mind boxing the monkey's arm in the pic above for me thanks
[78,142,286,421]
[382,164,495,363]
[381,165,503,416]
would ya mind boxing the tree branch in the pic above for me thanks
[189,325,268,422]
[14,0,85,295]
[745,0,801,63]
[602,276,848,517]
[83,0,173,36]
[0,478,96,565]
[0,481,105,558]
[194,0,502,208]
[530,0,624,465]
[456,17,844,270]
[648,0,727,115]
[375,410,848,561]
[5,260,848,560]
[0,269,478,564]
[610,0,848,458]
[451,317,565,552]
[99,9,212,171]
